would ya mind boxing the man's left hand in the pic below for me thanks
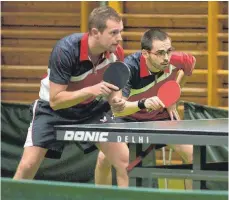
[167,103,180,121]
[110,97,126,113]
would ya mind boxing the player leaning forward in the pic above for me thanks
[95,28,196,189]
[13,6,131,187]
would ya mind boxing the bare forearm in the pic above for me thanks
[113,101,140,117]
[176,70,188,88]
[50,87,94,110]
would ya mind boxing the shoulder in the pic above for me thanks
[57,33,83,47]
[49,33,83,63]
[124,52,141,70]
[54,33,83,54]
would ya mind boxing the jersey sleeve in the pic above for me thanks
[122,77,132,98]
[170,52,196,76]
[49,45,73,85]
[122,57,135,98]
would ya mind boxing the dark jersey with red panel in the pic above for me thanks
[38,33,124,120]
[122,51,195,121]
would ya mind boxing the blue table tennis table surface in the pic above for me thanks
[56,118,228,136]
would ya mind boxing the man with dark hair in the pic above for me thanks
[95,28,196,189]
[13,6,129,187]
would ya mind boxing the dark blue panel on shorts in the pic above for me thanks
[30,100,110,159]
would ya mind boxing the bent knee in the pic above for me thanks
[113,160,129,172]
[113,152,129,171]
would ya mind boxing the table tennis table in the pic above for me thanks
[55,118,228,189]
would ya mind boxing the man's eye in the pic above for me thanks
[167,50,172,54]
[111,31,118,35]
[158,51,165,56]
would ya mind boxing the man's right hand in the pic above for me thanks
[90,81,119,97]
[145,96,165,111]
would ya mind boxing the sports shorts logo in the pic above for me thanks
[64,131,109,142]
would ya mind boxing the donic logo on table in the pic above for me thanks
[64,131,109,142]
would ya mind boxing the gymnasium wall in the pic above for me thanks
[1,1,228,111]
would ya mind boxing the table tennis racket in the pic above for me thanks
[103,61,130,90]
[157,80,181,108]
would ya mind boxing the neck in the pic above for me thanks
[88,35,104,57]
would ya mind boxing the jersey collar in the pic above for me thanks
[80,33,110,62]
[140,54,170,78]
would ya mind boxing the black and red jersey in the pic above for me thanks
[123,51,195,121]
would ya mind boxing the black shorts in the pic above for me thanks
[24,99,109,159]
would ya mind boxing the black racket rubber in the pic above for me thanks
[103,61,130,89]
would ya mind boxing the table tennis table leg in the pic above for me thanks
[129,143,138,187]
[129,144,159,188]
[193,145,207,189]
[128,144,146,187]
[136,144,159,188]
[135,144,143,187]
[149,147,159,188]
[145,146,158,188]
[112,167,117,186]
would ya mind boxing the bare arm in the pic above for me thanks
[176,70,189,88]
[169,54,196,120]
[50,81,119,110]
[49,81,94,110]
[114,100,140,117]
[172,53,196,88]
[112,96,164,117]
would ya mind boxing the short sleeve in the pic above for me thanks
[122,78,132,98]
[122,58,135,98]
[49,45,73,85]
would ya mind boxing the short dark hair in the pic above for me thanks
[141,29,170,50]
[88,6,122,33]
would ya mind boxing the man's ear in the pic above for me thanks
[91,28,100,38]
[141,49,149,59]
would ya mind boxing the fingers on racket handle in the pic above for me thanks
[159,99,165,108]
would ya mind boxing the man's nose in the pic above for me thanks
[117,32,122,42]
[164,53,169,61]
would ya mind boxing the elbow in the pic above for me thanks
[49,100,60,111]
